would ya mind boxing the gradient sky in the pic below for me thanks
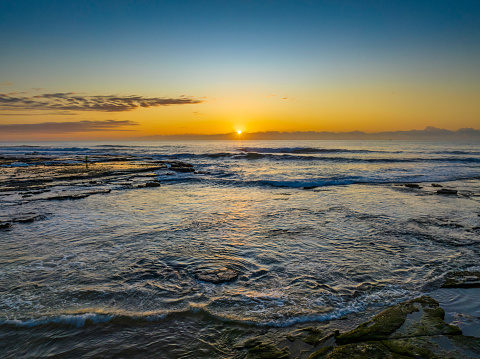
[1,0,479,140]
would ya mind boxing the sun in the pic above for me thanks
[237,130,242,134]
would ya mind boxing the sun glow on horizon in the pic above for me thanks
[237,130,242,134]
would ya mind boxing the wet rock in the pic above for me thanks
[436,188,458,195]
[404,183,422,189]
[46,193,90,200]
[12,214,45,223]
[195,268,238,283]
[442,271,480,288]
[309,296,471,359]
[431,183,443,187]
[171,166,195,173]
[144,181,160,187]
[0,222,12,229]
[168,161,195,173]
[45,189,111,200]
[335,296,461,345]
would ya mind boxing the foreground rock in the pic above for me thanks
[442,271,480,288]
[195,268,238,283]
[307,296,479,359]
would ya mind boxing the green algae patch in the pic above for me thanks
[308,341,409,359]
[308,296,473,358]
[335,296,461,345]
[334,298,418,344]
[451,336,480,355]
[382,337,445,358]
[442,271,480,288]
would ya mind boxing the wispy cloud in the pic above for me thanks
[0,92,203,112]
[1,83,12,86]
[0,120,139,133]
[0,111,78,116]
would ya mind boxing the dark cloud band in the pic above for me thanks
[0,92,202,112]
[0,120,138,133]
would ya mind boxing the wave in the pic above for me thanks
[258,177,366,188]
[434,150,480,155]
[0,302,375,329]
[0,286,413,329]
[0,311,167,328]
[233,172,477,188]
[179,152,480,164]
[238,147,385,154]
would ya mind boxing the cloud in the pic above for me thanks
[1,83,12,86]
[0,92,203,112]
[0,120,139,134]
[0,111,78,116]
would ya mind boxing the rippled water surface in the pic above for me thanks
[1,140,479,357]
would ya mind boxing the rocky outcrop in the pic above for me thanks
[307,296,480,359]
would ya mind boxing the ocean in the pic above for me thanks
[0,140,479,358]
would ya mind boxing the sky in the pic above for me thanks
[1,0,479,141]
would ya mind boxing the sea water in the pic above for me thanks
[0,140,479,357]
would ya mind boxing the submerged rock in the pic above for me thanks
[436,188,458,195]
[431,183,443,187]
[195,268,238,284]
[287,326,329,346]
[442,271,480,288]
[243,338,290,359]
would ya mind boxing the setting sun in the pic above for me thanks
[237,130,242,134]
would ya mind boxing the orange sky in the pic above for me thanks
[1,1,479,141]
